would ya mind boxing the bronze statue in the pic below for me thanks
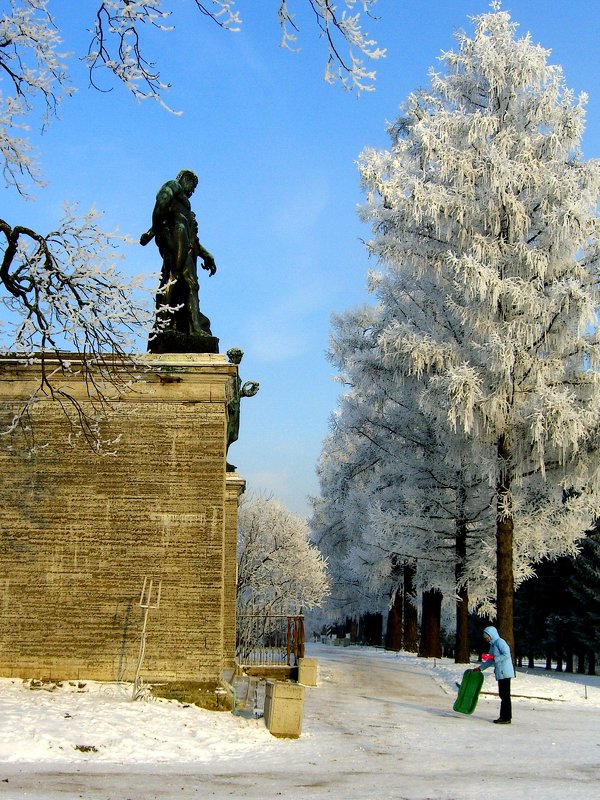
[226,348,259,471]
[141,170,217,350]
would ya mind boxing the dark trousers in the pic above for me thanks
[498,678,512,721]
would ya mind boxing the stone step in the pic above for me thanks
[231,675,265,717]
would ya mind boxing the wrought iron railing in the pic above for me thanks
[236,606,305,667]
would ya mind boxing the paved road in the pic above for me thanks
[1,645,598,799]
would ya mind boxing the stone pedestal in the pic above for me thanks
[148,330,219,355]
[264,681,305,738]
[298,657,318,686]
[0,352,244,683]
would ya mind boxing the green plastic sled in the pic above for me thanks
[453,669,484,714]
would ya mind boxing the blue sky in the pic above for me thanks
[5,0,600,517]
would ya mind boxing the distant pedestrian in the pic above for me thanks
[474,625,515,724]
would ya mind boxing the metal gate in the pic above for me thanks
[236,606,305,667]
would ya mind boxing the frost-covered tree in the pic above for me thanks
[1,0,385,442]
[0,210,153,448]
[355,7,600,649]
[311,414,395,625]
[237,494,329,611]
[237,495,329,662]
[313,297,497,660]
[311,305,421,639]
[312,409,414,648]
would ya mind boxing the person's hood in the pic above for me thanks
[484,625,500,643]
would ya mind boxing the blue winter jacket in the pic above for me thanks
[480,626,515,680]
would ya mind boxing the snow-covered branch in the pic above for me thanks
[0,0,73,194]
[0,207,154,448]
[2,1,385,194]
[87,0,384,113]
[238,495,329,611]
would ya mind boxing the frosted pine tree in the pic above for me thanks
[357,6,600,648]
[311,365,395,627]
[317,297,498,659]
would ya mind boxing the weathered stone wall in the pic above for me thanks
[224,474,245,666]
[0,353,244,683]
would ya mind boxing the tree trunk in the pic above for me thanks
[496,434,515,652]
[360,612,383,647]
[455,585,470,663]
[588,651,596,676]
[565,631,574,673]
[565,648,574,674]
[385,589,403,651]
[455,494,470,663]
[554,623,565,672]
[419,589,442,658]
[403,563,419,652]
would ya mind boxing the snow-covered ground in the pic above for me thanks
[0,643,598,799]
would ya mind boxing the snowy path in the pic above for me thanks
[0,644,598,799]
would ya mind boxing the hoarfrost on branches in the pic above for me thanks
[237,495,329,613]
[313,7,600,649]
[1,1,384,446]
[236,495,329,662]
[0,207,154,449]
[0,0,73,194]
[312,299,497,636]
[1,206,148,356]
[277,1,385,92]
[87,2,385,109]
[3,2,385,194]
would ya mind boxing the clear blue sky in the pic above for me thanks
[6,1,600,518]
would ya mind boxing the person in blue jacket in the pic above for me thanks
[474,625,515,724]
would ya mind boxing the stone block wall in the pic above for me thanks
[0,353,244,683]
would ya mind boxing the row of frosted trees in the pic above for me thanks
[310,8,600,663]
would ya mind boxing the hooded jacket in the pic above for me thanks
[480,626,515,680]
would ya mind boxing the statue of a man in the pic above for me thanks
[140,169,216,336]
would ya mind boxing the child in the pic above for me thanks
[474,625,515,724]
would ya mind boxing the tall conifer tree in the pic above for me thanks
[356,7,600,648]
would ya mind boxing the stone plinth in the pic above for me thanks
[0,353,244,683]
[298,657,318,686]
[264,681,305,738]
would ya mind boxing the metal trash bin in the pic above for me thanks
[264,681,305,738]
